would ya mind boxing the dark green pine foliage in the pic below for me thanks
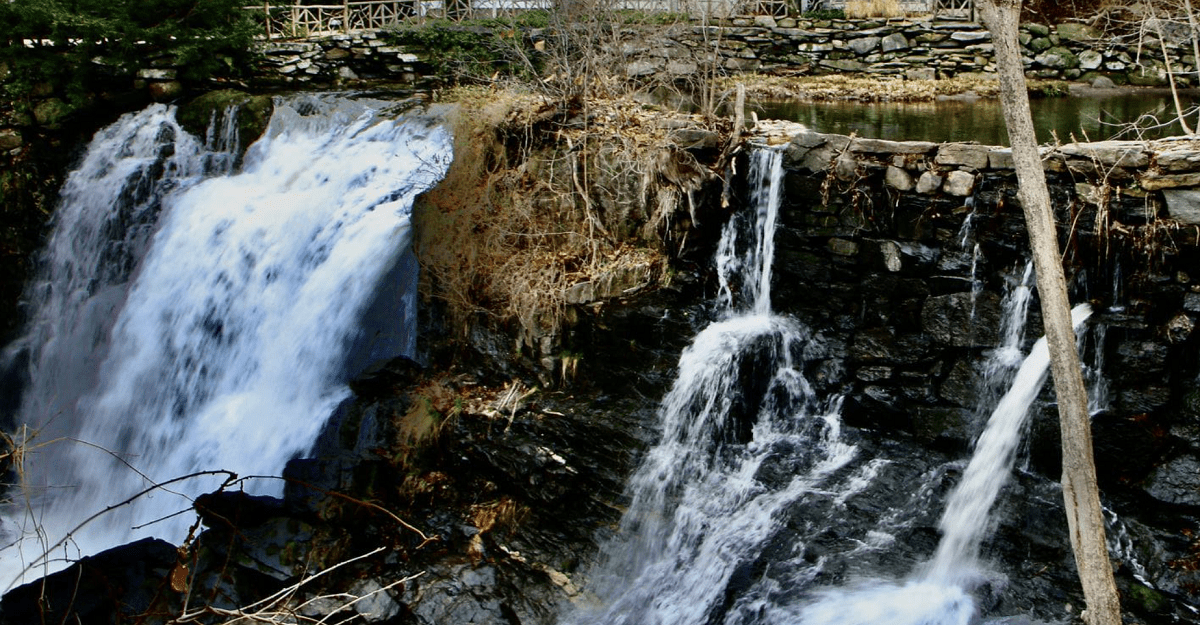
[0,0,258,102]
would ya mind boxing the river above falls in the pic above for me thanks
[756,87,1200,144]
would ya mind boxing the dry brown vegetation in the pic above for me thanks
[729,74,1073,103]
[844,0,905,19]
[415,87,725,354]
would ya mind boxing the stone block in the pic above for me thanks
[950,30,991,43]
[834,153,859,180]
[798,42,834,52]
[724,57,761,71]
[1157,150,1200,173]
[1078,49,1103,71]
[851,138,938,154]
[667,61,699,75]
[872,239,903,271]
[1140,172,1200,191]
[1144,454,1200,506]
[670,128,719,150]
[0,129,22,150]
[1162,189,1200,224]
[849,36,881,55]
[1129,60,1168,86]
[1056,22,1102,42]
[921,291,1000,347]
[820,59,867,72]
[625,59,662,76]
[935,143,990,169]
[1029,37,1052,52]
[944,170,976,196]
[137,68,177,80]
[1025,23,1050,37]
[828,238,859,256]
[881,32,910,52]
[1035,46,1079,69]
[906,67,936,81]
[916,171,943,194]
[1058,141,1147,167]
[886,166,915,191]
[33,98,72,127]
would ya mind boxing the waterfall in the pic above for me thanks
[794,304,1094,625]
[924,304,1093,585]
[1,95,452,586]
[567,148,879,625]
[569,145,1104,625]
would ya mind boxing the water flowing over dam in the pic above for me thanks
[566,146,1104,625]
[0,95,452,586]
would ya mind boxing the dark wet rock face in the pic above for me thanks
[1,538,177,625]
[766,138,1200,623]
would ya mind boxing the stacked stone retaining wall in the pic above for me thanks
[250,19,1190,88]
[744,118,1200,533]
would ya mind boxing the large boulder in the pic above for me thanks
[1034,47,1079,70]
[1056,22,1102,42]
[1143,454,1200,506]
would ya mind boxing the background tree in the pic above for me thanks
[0,0,257,102]
[975,1,1123,624]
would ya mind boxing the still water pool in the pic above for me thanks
[755,88,1200,144]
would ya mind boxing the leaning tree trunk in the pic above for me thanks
[976,1,1123,624]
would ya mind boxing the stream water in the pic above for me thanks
[567,147,1098,625]
[758,89,1200,144]
[0,95,452,587]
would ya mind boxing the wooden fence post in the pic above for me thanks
[343,0,350,32]
[264,1,273,39]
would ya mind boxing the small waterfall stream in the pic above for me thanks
[569,147,1100,625]
[1,95,452,585]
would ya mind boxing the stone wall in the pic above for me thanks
[252,31,439,89]
[621,17,1183,84]
[742,118,1200,600]
[248,18,1188,87]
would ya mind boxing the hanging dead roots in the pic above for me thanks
[415,89,726,355]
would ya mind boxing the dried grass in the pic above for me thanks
[729,74,1070,103]
[844,0,905,19]
[415,87,719,354]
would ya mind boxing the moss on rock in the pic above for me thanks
[177,89,273,147]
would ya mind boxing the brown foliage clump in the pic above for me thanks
[414,87,723,353]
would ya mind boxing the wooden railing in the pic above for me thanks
[933,0,974,21]
[247,1,420,39]
[247,0,784,39]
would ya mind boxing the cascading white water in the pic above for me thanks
[794,303,1093,625]
[567,149,882,625]
[924,304,1093,586]
[569,146,1106,625]
[1,95,452,586]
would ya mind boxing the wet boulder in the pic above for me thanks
[0,538,177,625]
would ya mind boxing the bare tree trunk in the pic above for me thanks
[976,1,1123,624]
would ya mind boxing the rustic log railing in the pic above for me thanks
[246,0,779,39]
[933,0,974,21]
[247,1,421,39]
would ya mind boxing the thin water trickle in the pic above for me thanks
[1,96,452,586]
[924,304,1093,585]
